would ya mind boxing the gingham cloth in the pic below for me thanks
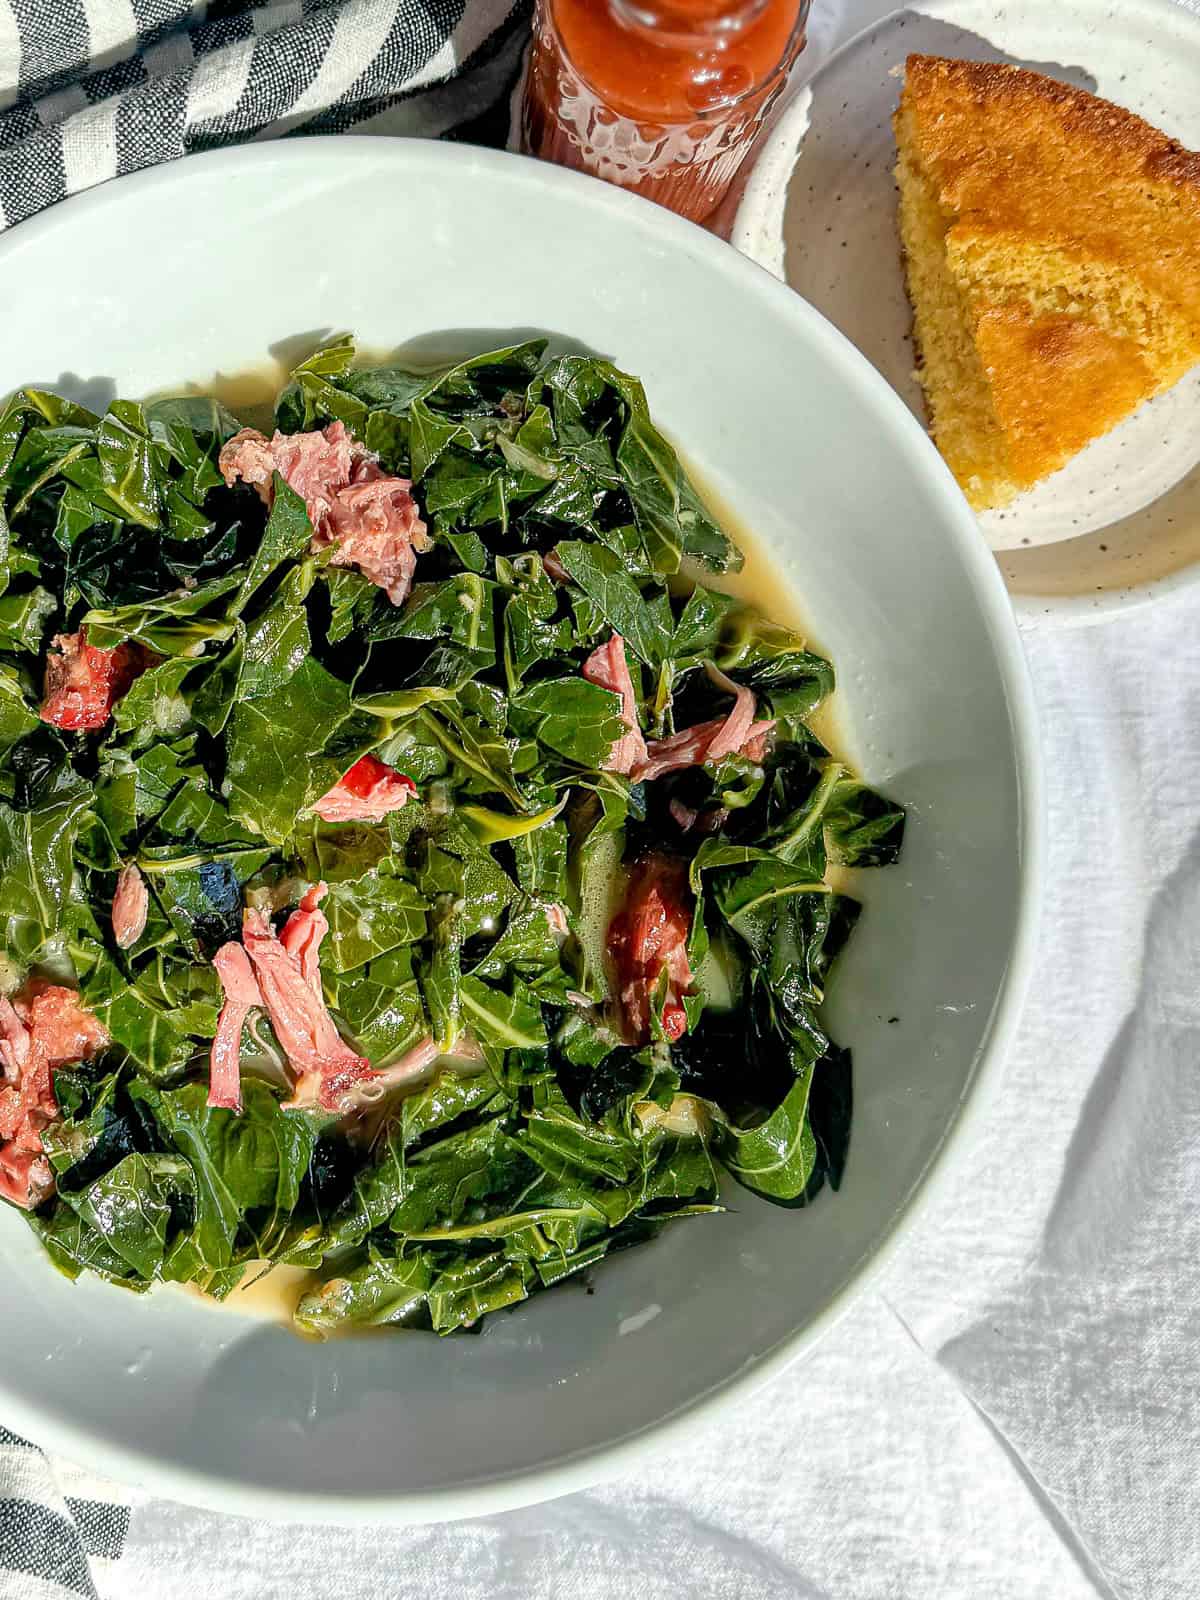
[0,0,529,231]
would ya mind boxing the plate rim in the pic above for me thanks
[0,134,1045,1524]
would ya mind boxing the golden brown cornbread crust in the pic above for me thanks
[902,54,1200,330]
[908,54,1200,186]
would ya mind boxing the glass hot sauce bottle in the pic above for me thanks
[520,0,811,226]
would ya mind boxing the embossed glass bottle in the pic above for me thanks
[521,0,811,225]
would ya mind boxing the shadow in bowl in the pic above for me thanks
[21,372,117,412]
[268,325,607,379]
[184,1223,733,1497]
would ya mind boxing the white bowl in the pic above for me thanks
[0,140,1041,1522]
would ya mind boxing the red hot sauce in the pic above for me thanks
[521,0,811,224]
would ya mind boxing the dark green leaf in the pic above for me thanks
[716,1058,817,1202]
[30,1203,149,1289]
[326,944,426,1067]
[0,765,93,962]
[232,477,313,615]
[62,1152,194,1279]
[400,1064,506,1146]
[460,975,548,1051]
[554,540,670,666]
[0,664,39,755]
[323,869,427,974]
[370,574,497,660]
[225,654,356,845]
[294,1246,433,1335]
[323,567,376,645]
[281,334,370,432]
[0,586,56,653]
[138,1079,319,1267]
[510,676,626,768]
[112,656,196,747]
[239,563,312,697]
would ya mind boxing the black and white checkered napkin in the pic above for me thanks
[0,0,528,229]
[0,1425,130,1597]
[0,4,524,1590]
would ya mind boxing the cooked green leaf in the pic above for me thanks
[232,477,313,615]
[553,540,670,666]
[0,586,56,653]
[0,765,93,962]
[0,664,39,754]
[0,339,904,1338]
[323,869,427,974]
[225,654,355,844]
[510,677,626,768]
[294,1246,433,1335]
[716,1057,818,1202]
[62,1152,194,1279]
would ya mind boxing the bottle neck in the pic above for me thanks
[534,0,806,122]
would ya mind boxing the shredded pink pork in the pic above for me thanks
[0,985,108,1208]
[582,634,648,776]
[542,547,568,584]
[631,717,775,783]
[40,630,153,733]
[703,667,758,761]
[219,420,431,606]
[669,798,700,833]
[631,667,775,783]
[111,863,149,950]
[209,888,489,1116]
[607,856,695,1044]
[208,884,372,1114]
[219,422,355,507]
[208,944,262,1112]
[334,1034,440,1112]
[313,754,416,824]
[208,887,486,1115]
[241,890,375,1114]
[329,1032,485,1115]
[323,477,427,605]
[278,882,329,995]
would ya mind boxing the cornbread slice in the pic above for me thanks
[894,54,1200,509]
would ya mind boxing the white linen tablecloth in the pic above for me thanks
[2,2,1198,1596]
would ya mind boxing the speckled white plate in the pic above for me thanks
[734,0,1200,627]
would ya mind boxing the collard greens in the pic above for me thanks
[0,339,903,1335]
